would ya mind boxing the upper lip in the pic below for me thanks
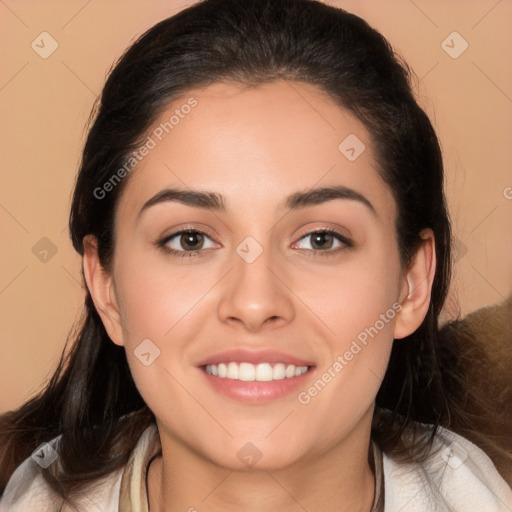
[196,348,315,367]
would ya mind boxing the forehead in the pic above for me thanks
[117,80,396,225]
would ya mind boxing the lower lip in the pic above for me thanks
[200,367,315,404]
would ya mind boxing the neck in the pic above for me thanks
[148,412,376,512]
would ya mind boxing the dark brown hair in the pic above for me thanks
[2,0,506,505]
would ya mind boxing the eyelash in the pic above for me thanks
[157,227,353,259]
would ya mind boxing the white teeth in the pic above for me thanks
[256,363,273,381]
[238,362,255,381]
[285,364,295,378]
[205,362,309,381]
[226,362,238,379]
[273,363,285,380]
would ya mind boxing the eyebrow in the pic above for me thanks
[284,185,376,216]
[138,185,377,218]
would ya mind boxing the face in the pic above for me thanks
[92,80,416,470]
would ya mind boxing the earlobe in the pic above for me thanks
[393,229,436,340]
[82,235,124,346]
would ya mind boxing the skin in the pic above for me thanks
[84,80,436,512]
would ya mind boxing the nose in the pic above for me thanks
[217,246,295,333]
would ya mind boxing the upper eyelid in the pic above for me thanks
[291,228,352,248]
[160,225,217,242]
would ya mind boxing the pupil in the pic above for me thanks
[181,232,202,250]
[312,232,332,250]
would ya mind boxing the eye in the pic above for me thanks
[157,227,351,258]
[159,229,218,257]
[292,229,352,254]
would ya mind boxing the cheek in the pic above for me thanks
[112,256,217,424]
[113,253,216,346]
[291,237,402,418]
[292,241,402,347]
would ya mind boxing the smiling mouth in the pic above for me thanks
[203,362,312,381]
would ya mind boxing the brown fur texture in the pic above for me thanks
[438,295,512,485]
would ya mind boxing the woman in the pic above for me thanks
[1,0,511,510]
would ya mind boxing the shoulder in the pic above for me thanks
[383,425,512,511]
[0,435,123,512]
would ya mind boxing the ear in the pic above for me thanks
[394,228,436,339]
[82,235,124,346]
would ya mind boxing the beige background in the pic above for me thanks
[1,0,511,413]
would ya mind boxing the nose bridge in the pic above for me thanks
[217,237,295,331]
